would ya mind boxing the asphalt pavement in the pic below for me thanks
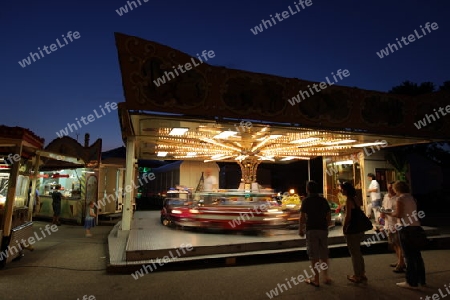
[0,221,449,300]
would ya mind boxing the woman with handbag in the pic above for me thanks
[391,181,426,290]
[341,182,369,283]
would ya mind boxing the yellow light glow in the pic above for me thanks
[322,139,356,145]
[213,131,237,139]
[169,128,189,136]
[353,142,385,147]
[291,137,320,144]
[335,160,354,165]
[134,117,422,163]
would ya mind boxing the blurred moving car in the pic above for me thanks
[163,191,286,231]
[160,189,194,226]
[169,200,286,231]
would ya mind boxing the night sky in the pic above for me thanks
[1,0,449,150]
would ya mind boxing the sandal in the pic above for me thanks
[305,279,320,287]
[389,263,398,268]
[393,266,405,273]
[347,275,363,283]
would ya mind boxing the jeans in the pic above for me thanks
[371,200,381,223]
[345,232,365,277]
[399,226,426,286]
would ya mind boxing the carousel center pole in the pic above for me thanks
[237,156,261,187]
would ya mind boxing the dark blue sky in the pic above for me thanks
[1,0,449,150]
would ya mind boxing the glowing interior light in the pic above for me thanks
[169,128,189,136]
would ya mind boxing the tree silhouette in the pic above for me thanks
[439,81,450,91]
[388,80,435,96]
[417,82,435,94]
[386,80,450,179]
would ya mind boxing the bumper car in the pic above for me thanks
[280,192,302,228]
[170,200,287,231]
[160,187,195,226]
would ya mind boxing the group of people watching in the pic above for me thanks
[299,177,426,290]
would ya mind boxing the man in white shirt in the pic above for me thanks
[380,181,405,272]
[367,173,381,224]
[203,168,218,191]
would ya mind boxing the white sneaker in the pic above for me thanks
[396,282,419,290]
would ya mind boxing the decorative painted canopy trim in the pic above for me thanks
[41,136,102,170]
[0,125,45,148]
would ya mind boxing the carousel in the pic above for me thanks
[107,33,449,266]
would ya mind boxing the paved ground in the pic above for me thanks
[0,221,449,300]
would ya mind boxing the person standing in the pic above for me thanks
[380,181,405,273]
[84,201,96,237]
[51,184,64,226]
[391,181,426,290]
[299,181,332,287]
[33,188,40,214]
[342,181,368,283]
[367,173,381,224]
[203,168,218,192]
[28,184,40,214]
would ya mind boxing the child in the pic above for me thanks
[84,201,96,237]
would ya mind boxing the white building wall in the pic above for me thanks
[179,161,219,189]
[363,148,394,178]
[97,165,124,214]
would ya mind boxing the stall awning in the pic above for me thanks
[0,125,45,156]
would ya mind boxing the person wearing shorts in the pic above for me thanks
[84,201,96,237]
[299,181,332,287]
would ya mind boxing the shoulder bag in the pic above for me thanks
[344,198,373,234]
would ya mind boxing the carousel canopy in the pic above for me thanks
[114,33,448,163]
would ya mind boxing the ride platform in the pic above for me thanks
[107,211,442,269]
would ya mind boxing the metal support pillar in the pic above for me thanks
[121,137,136,231]
[308,159,311,181]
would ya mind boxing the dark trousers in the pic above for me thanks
[345,232,365,277]
[399,226,426,286]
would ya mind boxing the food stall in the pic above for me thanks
[34,134,102,224]
[35,168,97,224]
[0,125,44,267]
